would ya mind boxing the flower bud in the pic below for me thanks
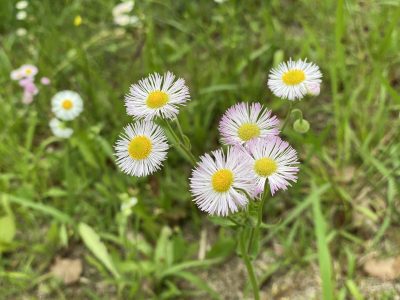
[293,119,310,134]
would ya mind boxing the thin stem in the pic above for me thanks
[247,183,269,253]
[163,119,197,166]
[239,229,260,300]
[280,102,293,132]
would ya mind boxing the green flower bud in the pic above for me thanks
[293,119,310,134]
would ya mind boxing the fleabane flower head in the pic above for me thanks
[19,64,38,78]
[268,58,322,100]
[51,90,83,121]
[247,137,299,196]
[219,102,280,146]
[125,72,190,121]
[49,118,74,139]
[190,147,256,217]
[114,121,169,177]
[112,1,134,17]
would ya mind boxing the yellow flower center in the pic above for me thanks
[146,91,169,109]
[282,69,306,85]
[237,123,260,141]
[62,99,73,110]
[128,136,152,160]
[254,158,277,177]
[25,68,32,75]
[211,169,234,193]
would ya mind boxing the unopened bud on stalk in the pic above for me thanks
[293,119,310,134]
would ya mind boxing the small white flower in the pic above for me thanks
[268,58,322,100]
[247,137,299,196]
[19,64,38,78]
[113,14,131,26]
[16,11,27,20]
[190,147,256,216]
[49,118,74,139]
[10,69,23,81]
[16,28,27,36]
[16,1,28,9]
[125,72,190,120]
[51,90,83,121]
[306,82,321,96]
[114,121,169,177]
[112,1,134,17]
[219,102,280,146]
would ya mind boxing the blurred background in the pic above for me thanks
[1,0,399,299]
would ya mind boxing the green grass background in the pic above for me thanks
[1,0,399,299]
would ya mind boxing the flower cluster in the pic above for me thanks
[115,59,322,216]
[15,1,29,35]
[112,1,140,27]
[10,64,50,104]
[49,91,84,139]
[190,102,299,216]
[115,72,190,177]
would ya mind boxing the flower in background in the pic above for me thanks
[49,118,74,139]
[125,72,190,120]
[51,90,84,121]
[214,0,228,3]
[19,78,39,95]
[114,121,169,177]
[74,15,82,26]
[306,82,321,96]
[16,10,27,20]
[16,28,27,36]
[112,1,140,27]
[16,1,28,9]
[10,69,24,81]
[19,64,38,78]
[112,1,134,16]
[40,77,51,85]
[219,102,280,146]
[268,58,322,100]
[246,137,299,196]
[190,147,256,216]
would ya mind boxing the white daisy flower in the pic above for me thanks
[112,1,134,17]
[125,72,190,120]
[49,118,74,139]
[16,11,27,20]
[51,90,84,121]
[19,64,38,78]
[219,102,280,146]
[16,1,28,9]
[247,137,299,196]
[114,121,169,177]
[16,28,27,36]
[190,147,256,216]
[268,58,322,100]
[10,69,24,81]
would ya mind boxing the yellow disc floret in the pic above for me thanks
[254,157,277,177]
[146,91,169,109]
[212,169,234,193]
[282,69,306,85]
[62,99,73,110]
[237,123,260,141]
[128,136,153,160]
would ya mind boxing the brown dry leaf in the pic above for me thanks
[50,257,82,284]
[363,256,400,280]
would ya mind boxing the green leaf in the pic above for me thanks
[173,271,221,300]
[155,226,173,267]
[312,183,335,300]
[78,223,120,278]
[0,215,16,252]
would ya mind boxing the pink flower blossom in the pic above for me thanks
[40,77,51,85]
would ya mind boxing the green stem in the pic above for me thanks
[247,183,269,253]
[280,102,293,132]
[163,120,197,166]
[240,229,260,300]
